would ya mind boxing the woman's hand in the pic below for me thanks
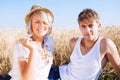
[20,37,33,50]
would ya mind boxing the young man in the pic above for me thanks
[59,8,120,80]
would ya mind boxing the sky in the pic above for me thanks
[0,0,120,29]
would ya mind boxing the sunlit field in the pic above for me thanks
[0,26,120,79]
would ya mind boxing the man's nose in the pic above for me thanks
[86,27,90,32]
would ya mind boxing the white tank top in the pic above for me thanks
[59,37,103,80]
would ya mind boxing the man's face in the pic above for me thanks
[79,20,101,41]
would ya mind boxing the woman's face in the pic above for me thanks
[31,14,50,38]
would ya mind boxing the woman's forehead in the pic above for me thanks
[31,13,48,22]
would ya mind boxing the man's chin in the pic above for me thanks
[84,37,93,41]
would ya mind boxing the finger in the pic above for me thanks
[28,37,33,41]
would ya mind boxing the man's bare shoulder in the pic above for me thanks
[69,37,79,51]
[101,37,115,47]
[70,37,79,43]
[100,37,116,54]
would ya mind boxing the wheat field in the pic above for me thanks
[0,26,120,79]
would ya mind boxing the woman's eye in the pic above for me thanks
[43,22,47,25]
[35,21,39,23]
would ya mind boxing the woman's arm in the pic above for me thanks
[19,38,37,80]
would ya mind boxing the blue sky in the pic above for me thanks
[0,0,120,29]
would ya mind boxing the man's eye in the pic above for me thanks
[81,25,86,28]
[89,24,93,28]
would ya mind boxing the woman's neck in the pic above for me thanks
[32,35,44,43]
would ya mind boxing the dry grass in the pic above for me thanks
[0,27,120,79]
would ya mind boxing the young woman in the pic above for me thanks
[9,5,54,80]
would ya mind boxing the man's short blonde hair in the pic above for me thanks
[78,8,99,24]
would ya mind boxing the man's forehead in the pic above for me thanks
[79,20,97,25]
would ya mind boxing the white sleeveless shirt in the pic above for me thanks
[59,37,102,80]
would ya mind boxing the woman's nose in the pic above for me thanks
[38,22,45,29]
[39,22,44,27]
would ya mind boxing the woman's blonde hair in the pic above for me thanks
[25,5,54,36]
[26,11,53,36]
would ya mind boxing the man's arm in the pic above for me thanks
[104,38,120,76]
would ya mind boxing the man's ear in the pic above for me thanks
[98,22,102,29]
